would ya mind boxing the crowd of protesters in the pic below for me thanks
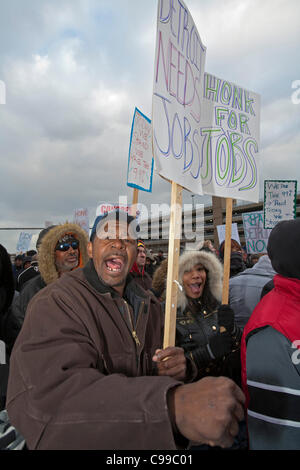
[0,212,299,450]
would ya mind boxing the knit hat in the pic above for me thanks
[137,240,146,249]
[267,218,300,280]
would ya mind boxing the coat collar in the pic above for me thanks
[83,259,148,300]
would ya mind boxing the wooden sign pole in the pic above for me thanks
[222,198,233,305]
[131,188,139,218]
[163,181,183,348]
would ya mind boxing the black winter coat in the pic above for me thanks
[175,300,242,385]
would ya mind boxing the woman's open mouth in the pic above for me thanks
[188,283,202,295]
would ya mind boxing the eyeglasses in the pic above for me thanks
[55,240,79,252]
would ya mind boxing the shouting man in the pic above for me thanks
[6,210,245,450]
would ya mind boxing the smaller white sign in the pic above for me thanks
[127,108,154,193]
[16,232,32,253]
[264,180,297,229]
[74,208,90,234]
[217,223,240,246]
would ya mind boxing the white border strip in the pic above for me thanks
[248,410,300,428]
[247,379,300,396]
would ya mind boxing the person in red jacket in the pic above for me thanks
[241,218,300,450]
[130,240,152,291]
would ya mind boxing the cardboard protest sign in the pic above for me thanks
[127,108,154,192]
[16,232,32,253]
[242,211,272,254]
[200,73,260,203]
[264,180,297,229]
[74,208,90,234]
[152,0,206,195]
[96,203,131,216]
[96,203,142,224]
[217,223,240,246]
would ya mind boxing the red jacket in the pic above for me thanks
[241,274,300,407]
[130,262,152,291]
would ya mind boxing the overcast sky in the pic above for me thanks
[0,0,299,253]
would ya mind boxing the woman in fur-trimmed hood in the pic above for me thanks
[175,249,242,384]
[4,223,89,357]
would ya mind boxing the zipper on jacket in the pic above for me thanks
[123,300,143,347]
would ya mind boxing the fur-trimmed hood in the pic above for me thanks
[177,250,223,311]
[38,223,89,285]
[152,259,168,299]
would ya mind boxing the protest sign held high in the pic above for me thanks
[74,208,90,235]
[153,0,206,195]
[127,108,154,193]
[217,223,240,246]
[16,232,32,253]
[200,73,260,203]
[264,180,297,229]
[152,0,207,347]
[242,211,272,254]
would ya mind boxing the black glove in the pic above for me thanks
[217,304,235,334]
[208,332,233,359]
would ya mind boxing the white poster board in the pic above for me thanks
[127,108,154,192]
[242,211,272,254]
[16,232,32,253]
[74,208,90,234]
[200,73,260,203]
[152,0,206,195]
[264,180,297,229]
[217,223,240,246]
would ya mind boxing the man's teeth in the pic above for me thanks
[106,259,123,272]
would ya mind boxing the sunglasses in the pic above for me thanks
[55,240,79,252]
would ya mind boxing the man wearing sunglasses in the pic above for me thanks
[4,223,89,358]
[6,210,245,450]
[54,236,80,275]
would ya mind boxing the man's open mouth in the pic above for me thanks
[105,257,125,273]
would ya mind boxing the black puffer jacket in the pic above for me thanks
[175,250,242,384]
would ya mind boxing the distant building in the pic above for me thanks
[140,195,300,254]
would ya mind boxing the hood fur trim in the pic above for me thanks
[152,259,168,299]
[177,250,223,311]
[38,222,89,285]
